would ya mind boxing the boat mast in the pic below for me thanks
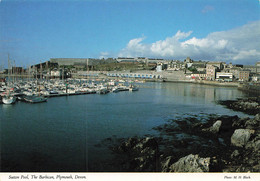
[46,61,49,81]
[8,54,10,86]
[13,59,16,84]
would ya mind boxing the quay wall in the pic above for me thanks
[192,80,239,87]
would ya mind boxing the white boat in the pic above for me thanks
[129,85,139,92]
[97,87,109,94]
[111,87,120,93]
[2,95,16,104]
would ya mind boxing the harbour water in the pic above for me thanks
[0,82,250,171]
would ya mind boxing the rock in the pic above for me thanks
[231,129,251,147]
[244,114,260,129]
[245,119,258,129]
[232,117,249,128]
[114,137,159,171]
[202,120,222,134]
[210,120,222,134]
[245,135,260,151]
[218,98,260,115]
[231,150,240,159]
[161,156,175,172]
[254,113,260,121]
[168,154,210,172]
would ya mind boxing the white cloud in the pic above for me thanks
[116,21,260,64]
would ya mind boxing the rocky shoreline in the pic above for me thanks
[218,97,260,115]
[100,99,260,172]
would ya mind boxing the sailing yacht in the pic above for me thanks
[2,55,16,104]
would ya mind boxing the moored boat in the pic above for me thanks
[97,88,109,94]
[2,95,16,104]
[129,85,139,92]
[24,96,47,103]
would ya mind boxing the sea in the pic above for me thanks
[0,82,251,172]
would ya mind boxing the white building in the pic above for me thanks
[51,70,61,77]
[216,72,233,81]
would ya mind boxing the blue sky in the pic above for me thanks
[0,0,260,67]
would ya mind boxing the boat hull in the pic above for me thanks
[24,96,47,103]
[2,96,16,104]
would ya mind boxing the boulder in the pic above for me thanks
[168,154,210,172]
[202,120,222,134]
[231,129,251,147]
[210,120,222,134]
[161,156,175,172]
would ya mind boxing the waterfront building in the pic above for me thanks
[191,71,206,80]
[156,63,163,72]
[252,74,260,82]
[50,70,61,78]
[256,61,260,73]
[216,72,233,81]
[12,67,25,74]
[206,64,218,80]
[238,70,250,81]
[206,61,225,70]
[243,65,258,73]
[189,61,207,72]
[116,57,169,65]
[223,67,242,80]
[167,60,185,71]
[106,71,162,79]
[117,57,136,62]
[50,58,116,71]
[156,62,168,72]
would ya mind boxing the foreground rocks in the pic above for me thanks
[110,137,160,171]
[107,113,260,172]
[231,129,252,147]
[218,97,260,115]
[167,154,210,172]
[202,120,222,134]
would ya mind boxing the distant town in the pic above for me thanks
[1,57,260,85]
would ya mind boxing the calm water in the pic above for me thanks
[0,82,249,171]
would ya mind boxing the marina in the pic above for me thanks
[0,78,140,104]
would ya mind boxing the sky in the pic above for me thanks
[0,0,260,68]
